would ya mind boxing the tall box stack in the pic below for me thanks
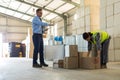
[64,45,78,69]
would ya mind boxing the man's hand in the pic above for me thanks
[44,28,49,32]
[97,50,101,57]
[87,51,91,57]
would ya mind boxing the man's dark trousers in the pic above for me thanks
[101,37,111,66]
[32,33,44,64]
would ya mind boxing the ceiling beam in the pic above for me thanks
[43,3,66,19]
[0,12,32,24]
[0,24,30,27]
[62,0,80,7]
[43,13,50,18]
[43,0,53,8]
[7,32,27,34]
[0,4,50,22]
[53,3,66,12]
[16,0,64,18]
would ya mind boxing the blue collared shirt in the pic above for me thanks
[32,16,49,34]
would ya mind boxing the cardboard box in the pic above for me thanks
[78,52,88,68]
[78,52,82,68]
[65,45,78,57]
[64,57,78,69]
[81,57,95,69]
[78,42,102,69]
[81,57,101,69]
[95,57,101,69]
[58,60,63,68]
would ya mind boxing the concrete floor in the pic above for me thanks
[0,58,120,80]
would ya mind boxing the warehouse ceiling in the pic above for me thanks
[0,0,80,22]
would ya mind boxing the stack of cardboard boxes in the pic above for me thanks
[53,44,101,69]
[64,45,78,69]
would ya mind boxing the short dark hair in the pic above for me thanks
[82,32,89,40]
[36,8,42,13]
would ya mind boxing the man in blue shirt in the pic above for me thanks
[32,8,53,68]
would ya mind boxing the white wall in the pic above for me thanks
[100,0,120,61]
[0,13,31,42]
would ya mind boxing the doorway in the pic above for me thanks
[0,33,3,57]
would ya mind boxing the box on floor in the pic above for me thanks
[64,57,78,69]
[78,52,101,69]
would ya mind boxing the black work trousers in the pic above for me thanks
[101,37,111,65]
[32,33,44,64]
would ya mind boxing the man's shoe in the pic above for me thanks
[41,63,48,67]
[33,64,42,68]
[101,65,107,69]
